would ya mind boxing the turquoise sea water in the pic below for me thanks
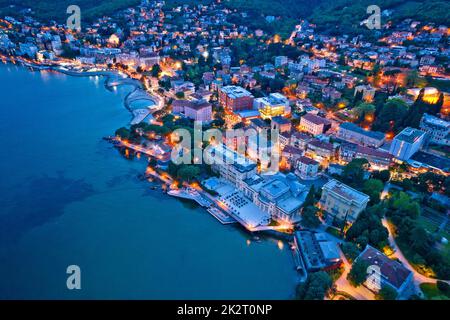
[0,64,297,299]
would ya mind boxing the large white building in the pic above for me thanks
[205,144,257,186]
[240,173,308,223]
[319,179,370,223]
[389,127,426,161]
[253,93,290,119]
[419,113,450,146]
[205,144,308,223]
[296,156,319,180]
[299,113,331,136]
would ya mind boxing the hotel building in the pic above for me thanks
[299,113,331,136]
[319,179,370,223]
[389,127,426,161]
[419,113,450,146]
[253,93,290,119]
[296,156,319,180]
[218,85,254,112]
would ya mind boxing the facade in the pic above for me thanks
[205,144,257,186]
[337,122,385,148]
[339,143,393,170]
[282,145,303,169]
[354,84,376,102]
[218,85,254,112]
[172,100,212,122]
[357,245,414,299]
[319,179,370,223]
[254,93,290,119]
[306,139,335,160]
[240,173,308,223]
[296,156,319,180]
[299,113,331,136]
[290,132,313,150]
[389,127,426,161]
[419,113,450,146]
[271,116,292,133]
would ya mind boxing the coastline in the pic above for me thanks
[3,58,298,249]
[2,56,160,122]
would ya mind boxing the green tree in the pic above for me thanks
[151,64,161,78]
[347,259,370,287]
[176,165,200,182]
[376,285,398,300]
[341,158,369,188]
[301,206,321,229]
[352,102,375,123]
[175,91,185,99]
[372,170,390,183]
[372,99,408,133]
[303,185,316,207]
[341,242,361,263]
[363,179,384,204]
[115,127,131,139]
[296,271,333,300]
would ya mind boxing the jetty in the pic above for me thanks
[206,207,237,225]
[167,188,212,207]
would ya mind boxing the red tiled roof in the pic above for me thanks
[297,155,319,166]
[302,113,331,126]
[359,246,412,289]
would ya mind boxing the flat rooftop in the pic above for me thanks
[220,85,253,99]
[421,113,450,129]
[302,113,331,126]
[339,122,385,140]
[394,127,425,144]
[207,143,257,172]
[323,179,370,204]
[410,151,450,173]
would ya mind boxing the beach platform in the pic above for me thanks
[207,207,237,225]
[167,188,212,207]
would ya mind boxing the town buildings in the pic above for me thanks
[389,127,426,161]
[172,100,212,122]
[356,245,414,299]
[218,85,254,112]
[339,142,393,170]
[240,173,308,223]
[337,122,385,148]
[295,156,319,179]
[319,179,370,223]
[299,113,331,136]
[294,230,341,271]
[419,113,450,146]
[254,93,290,119]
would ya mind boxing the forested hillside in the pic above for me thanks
[1,0,448,32]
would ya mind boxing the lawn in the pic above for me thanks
[417,215,450,263]
[420,283,450,300]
